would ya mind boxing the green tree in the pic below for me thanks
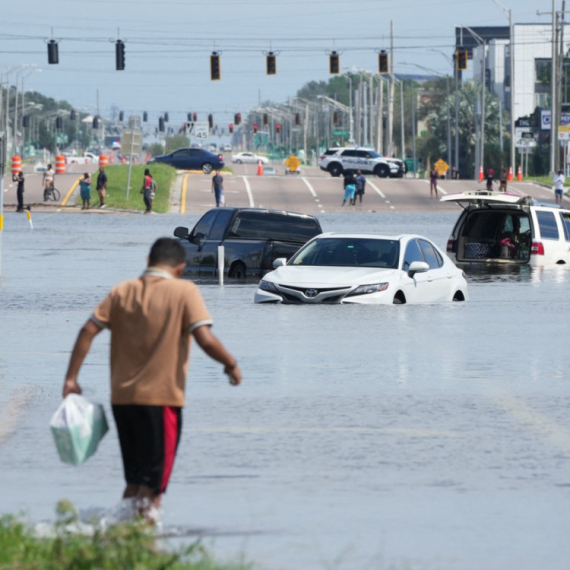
[164,134,189,153]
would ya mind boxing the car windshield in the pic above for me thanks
[290,237,400,268]
[366,150,381,158]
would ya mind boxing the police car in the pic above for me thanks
[318,147,404,178]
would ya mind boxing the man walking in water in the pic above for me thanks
[62,238,242,522]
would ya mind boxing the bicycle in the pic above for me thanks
[44,182,61,202]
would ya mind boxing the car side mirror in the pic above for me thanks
[174,226,189,240]
[408,261,429,278]
[273,258,287,268]
[192,232,207,247]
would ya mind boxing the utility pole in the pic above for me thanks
[377,77,384,154]
[557,0,566,172]
[411,82,417,178]
[400,80,405,157]
[388,20,395,155]
[552,0,559,173]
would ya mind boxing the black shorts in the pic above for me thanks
[112,405,182,494]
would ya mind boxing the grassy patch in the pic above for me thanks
[0,501,249,570]
[82,164,177,213]
[526,175,568,187]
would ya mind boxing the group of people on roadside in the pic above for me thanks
[483,167,509,193]
[341,170,366,206]
[78,166,108,210]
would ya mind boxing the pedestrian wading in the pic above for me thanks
[62,237,242,523]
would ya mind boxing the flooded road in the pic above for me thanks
[1,210,570,570]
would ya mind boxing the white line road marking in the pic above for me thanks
[301,177,318,199]
[241,176,255,207]
[367,180,386,199]
[422,180,447,195]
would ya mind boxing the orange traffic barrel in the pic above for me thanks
[55,155,66,174]
[98,154,109,167]
[11,155,22,174]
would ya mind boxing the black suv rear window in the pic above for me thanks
[228,212,321,242]
[536,211,559,240]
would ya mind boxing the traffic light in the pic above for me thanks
[253,124,258,134]
[266,52,276,75]
[159,117,165,132]
[210,52,221,81]
[485,68,491,90]
[378,50,389,74]
[275,124,281,134]
[187,113,192,121]
[47,40,59,65]
[143,111,148,122]
[456,48,468,71]
[93,116,99,129]
[208,114,214,129]
[229,124,234,134]
[333,111,340,126]
[22,115,29,128]
[119,111,124,122]
[263,113,269,126]
[55,116,63,129]
[193,112,197,122]
[295,113,301,126]
[115,40,125,70]
[329,51,340,75]
[70,110,76,121]
[234,113,241,125]
[164,112,169,123]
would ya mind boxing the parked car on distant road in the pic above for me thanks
[221,144,232,152]
[231,152,269,165]
[174,207,322,279]
[318,147,402,178]
[442,190,570,266]
[148,147,224,173]
[254,233,468,304]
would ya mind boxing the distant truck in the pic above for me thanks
[174,207,322,279]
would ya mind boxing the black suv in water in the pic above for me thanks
[174,208,322,279]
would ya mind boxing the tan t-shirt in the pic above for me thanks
[91,268,213,407]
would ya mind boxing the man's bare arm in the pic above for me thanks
[192,325,242,385]
[62,319,103,397]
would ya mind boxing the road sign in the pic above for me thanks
[187,121,209,140]
[434,158,449,176]
[121,129,143,155]
[332,130,350,136]
[285,155,301,172]
[515,127,537,148]
[558,131,570,140]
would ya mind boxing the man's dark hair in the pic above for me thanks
[149,238,186,267]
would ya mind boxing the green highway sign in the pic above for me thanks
[332,130,350,136]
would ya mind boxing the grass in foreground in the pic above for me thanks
[0,501,249,570]
[76,164,177,213]
[526,175,569,188]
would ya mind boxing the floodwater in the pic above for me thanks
[1,210,570,570]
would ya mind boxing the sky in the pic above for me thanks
[0,0,555,130]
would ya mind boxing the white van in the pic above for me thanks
[441,191,570,266]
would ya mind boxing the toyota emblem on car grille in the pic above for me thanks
[305,289,318,298]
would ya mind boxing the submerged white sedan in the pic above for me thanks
[254,233,469,305]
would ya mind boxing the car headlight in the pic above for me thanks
[347,282,389,296]
[259,280,279,293]
[390,164,399,171]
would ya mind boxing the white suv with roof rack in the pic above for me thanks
[318,147,403,178]
[442,191,570,266]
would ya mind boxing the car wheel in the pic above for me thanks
[202,163,213,174]
[328,163,343,177]
[393,292,406,304]
[235,159,242,164]
[229,261,246,279]
[374,164,390,178]
[453,291,465,301]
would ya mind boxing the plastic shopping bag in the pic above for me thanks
[50,394,109,465]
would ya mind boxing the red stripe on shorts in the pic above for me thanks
[160,406,178,493]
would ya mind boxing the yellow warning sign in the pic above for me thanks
[285,155,301,172]
[434,159,449,176]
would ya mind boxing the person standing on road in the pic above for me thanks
[429,167,438,199]
[141,168,153,213]
[43,164,55,201]
[485,168,495,191]
[354,170,366,205]
[342,172,357,206]
[79,173,92,210]
[212,170,224,207]
[554,170,565,205]
[499,167,508,193]
[96,166,108,209]
[12,171,24,212]
[62,237,242,523]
